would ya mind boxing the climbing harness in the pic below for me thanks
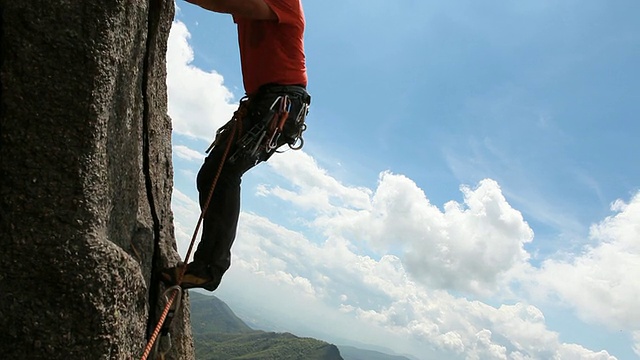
[227,90,310,165]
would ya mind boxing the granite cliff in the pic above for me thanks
[0,1,193,358]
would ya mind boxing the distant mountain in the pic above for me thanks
[189,291,253,334]
[337,345,413,360]
[189,292,343,360]
[195,331,343,360]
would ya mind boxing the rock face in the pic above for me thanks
[0,1,193,359]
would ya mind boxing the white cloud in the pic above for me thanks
[633,331,640,357]
[171,151,620,358]
[536,193,640,331]
[555,344,617,360]
[167,20,238,141]
[170,144,630,358]
[174,144,204,161]
[264,150,373,212]
[210,211,615,360]
[171,188,201,256]
[470,329,508,360]
[263,151,534,296]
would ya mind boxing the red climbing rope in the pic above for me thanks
[140,112,240,360]
[140,289,178,360]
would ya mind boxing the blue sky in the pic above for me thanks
[167,1,640,359]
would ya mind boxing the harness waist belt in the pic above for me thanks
[256,83,311,104]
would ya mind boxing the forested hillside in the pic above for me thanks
[190,293,343,360]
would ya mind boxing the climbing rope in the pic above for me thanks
[139,92,304,359]
[139,108,241,360]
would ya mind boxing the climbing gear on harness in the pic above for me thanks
[287,105,308,151]
[232,95,309,164]
[229,95,288,164]
[207,85,310,166]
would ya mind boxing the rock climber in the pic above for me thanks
[161,0,310,291]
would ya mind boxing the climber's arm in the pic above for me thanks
[185,0,277,20]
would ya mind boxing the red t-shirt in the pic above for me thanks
[234,0,307,95]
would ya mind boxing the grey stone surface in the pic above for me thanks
[0,0,193,359]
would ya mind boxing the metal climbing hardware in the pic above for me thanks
[150,285,182,360]
[154,334,170,360]
[287,102,309,151]
[161,285,182,333]
[229,94,307,165]
[266,95,292,151]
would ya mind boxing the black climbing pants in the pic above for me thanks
[193,84,310,291]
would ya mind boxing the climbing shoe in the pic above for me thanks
[159,261,219,291]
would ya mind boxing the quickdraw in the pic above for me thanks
[266,95,292,151]
[229,94,308,165]
[287,102,309,151]
[150,285,182,360]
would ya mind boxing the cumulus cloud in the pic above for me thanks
[265,150,373,212]
[263,151,534,296]
[170,147,619,358]
[555,344,617,360]
[210,211,615,360]
[174,144,204,161]
[167,20,238,141]
[171,144,632,358]
[536,193,640,331]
